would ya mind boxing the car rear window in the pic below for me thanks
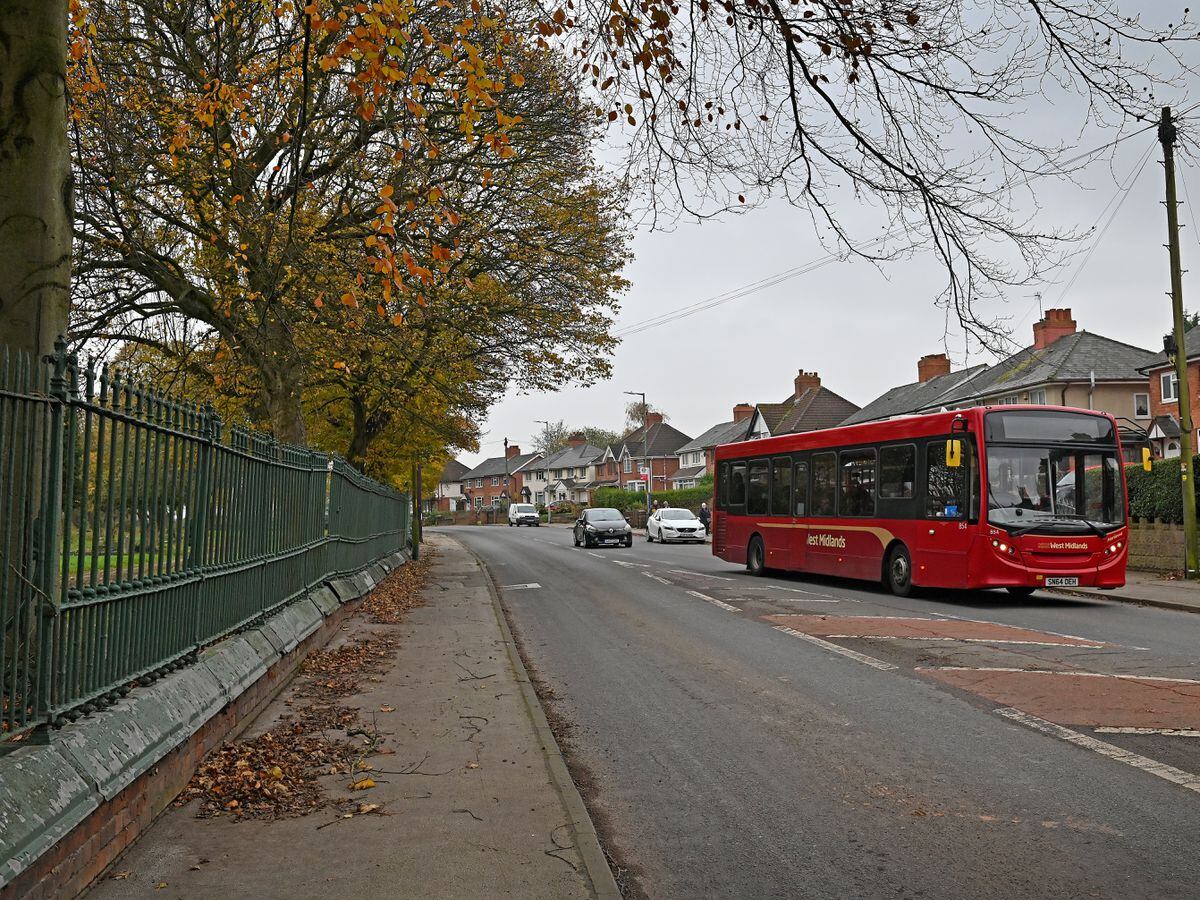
[512,504,535,513]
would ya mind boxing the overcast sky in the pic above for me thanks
[461,30,1200,466]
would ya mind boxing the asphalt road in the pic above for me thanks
[441,524,1200,899]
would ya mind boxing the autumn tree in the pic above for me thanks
[624,398,668,430]
[70,0,625,444]
[0,2,76,357]
[531,0,1199,343]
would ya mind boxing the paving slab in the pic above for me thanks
[921,667,1200,729]
[89,533,615,900]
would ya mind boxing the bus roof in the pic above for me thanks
[713,405,1117,458]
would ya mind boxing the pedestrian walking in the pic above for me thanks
[698,502,711,531]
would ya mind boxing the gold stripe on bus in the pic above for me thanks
[755,522,896,547]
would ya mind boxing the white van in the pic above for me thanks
[508,503,540,526]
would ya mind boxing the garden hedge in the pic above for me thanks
[592,479,714,513]
[1124,455,1200,523]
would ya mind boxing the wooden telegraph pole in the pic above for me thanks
[1159,106,1198,576]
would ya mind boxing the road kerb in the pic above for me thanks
[455,536,623,900]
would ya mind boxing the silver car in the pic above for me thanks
[647,508,707,544]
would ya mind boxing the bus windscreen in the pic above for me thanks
[984,410,1114,444]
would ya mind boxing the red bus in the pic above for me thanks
[712,406,1128,596]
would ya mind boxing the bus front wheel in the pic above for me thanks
[1006,586,1036,597]
[747,536,766,577]
[886,545,913,597]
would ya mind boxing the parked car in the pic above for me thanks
[573,507,633,548]
[647,507,707,544]
[508,503,540,526]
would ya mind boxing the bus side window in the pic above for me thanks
[793,459,808,516]
[747,459,770,515]
[811,453,836,516]
[770,457,792,516]
[925,441,966,519]
[879,444,917,519]
[839,449,877,517]
[729,462,747,509]
[718,462,730,509]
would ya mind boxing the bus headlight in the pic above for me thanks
[992,539,1015,556]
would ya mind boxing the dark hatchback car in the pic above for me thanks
[573,507,633,548]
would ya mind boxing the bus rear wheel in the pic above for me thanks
[747,536,766,577]
[886,545,913,597]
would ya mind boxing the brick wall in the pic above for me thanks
[1127,518,1185,573]
[1,593,367,900]
[1148,360,1200,435]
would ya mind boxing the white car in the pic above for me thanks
[508,503,540,526]
[647,508,707,544]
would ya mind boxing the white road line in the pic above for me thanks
[613,560,651,568]
[668,569,736,581]
[685,590,739,612]
[587,552,605,558]
[921,666,1200,684]
[996,708,1200,794]
[832,636,1104,648]
[732,596,842,604]
[926,612,1105,646]
[772,626,899,671]
[501,583,541,591]
[643,572,672,585]
[1095,727,1200,737]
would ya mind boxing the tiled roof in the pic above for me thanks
[1139,323,1200,371]
[619,421,692,458]
[1149,414,1182,439]
[846,331,1157,425]
[756,387,861,435]
[940,331,1156,403]
[460,452,540,480]
[842,365,988,425]
[672,464,707,480]
[438,459,470,483]
[677,419,752,453]
[535,443,605,471]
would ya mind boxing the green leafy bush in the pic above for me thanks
[592,483,715,512]
[1125,455,1199,523]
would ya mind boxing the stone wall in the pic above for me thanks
[1128,518,1185,573]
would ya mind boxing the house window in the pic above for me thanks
[535,491,544,504]
[676,479,696,489]
[1000,395,1020,405]
[1162,372,1179,403]
[474,496,483,509]
[623,457,632,473]
[1134,393,1150,419]
[1028,389,1047,405]
[492,476,499,486]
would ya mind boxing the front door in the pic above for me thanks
[914,439,974,588]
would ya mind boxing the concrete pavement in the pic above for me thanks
[453,523,1200,898]
[1059,569,1200,614]
[90,533,617,900]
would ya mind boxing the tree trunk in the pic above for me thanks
[0,2,71,358]
[261,366,307,445]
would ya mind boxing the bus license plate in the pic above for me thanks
[1044,577,1079,587]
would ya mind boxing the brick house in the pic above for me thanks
[1140,323,1200,458]
[671,404,755,488]
[602,413,691,496]
[522,433,606,504]
[747,370,860,438]
[459,444,540,509]
[844,308,1157,460]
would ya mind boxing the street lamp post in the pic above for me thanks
[624,390,651,515]
[534,420,551,522]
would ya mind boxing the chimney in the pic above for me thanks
[644,411,664,427]
[917,353,951,383]
[1032,308,1077,349]
[566,431,586,447]
[793,370,821,398]
[506,443,521,458]
[733,403,754,423]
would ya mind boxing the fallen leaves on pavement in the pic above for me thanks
[177,557,432,821]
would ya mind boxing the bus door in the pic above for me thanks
[915,438,974,588]
[767,456,793,569]
[791,458,809,572]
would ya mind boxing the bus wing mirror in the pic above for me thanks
[946,439,963,468]
[950,416,969,434]
[1142,447,1153,472]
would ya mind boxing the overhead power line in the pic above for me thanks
[612,122,1168,340]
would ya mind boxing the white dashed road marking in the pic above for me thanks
[685,590,739,612]
[643,572,672,585]
[772,626,898,671]
[1095,727,1200,737]
[996,708,1200,794]
[922,667,1200,684]
[501,583,542,591]
[613,560,651,568]
[668,569,735,581]
[833,636,1104,648]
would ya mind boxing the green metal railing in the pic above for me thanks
[2,339,410,741]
